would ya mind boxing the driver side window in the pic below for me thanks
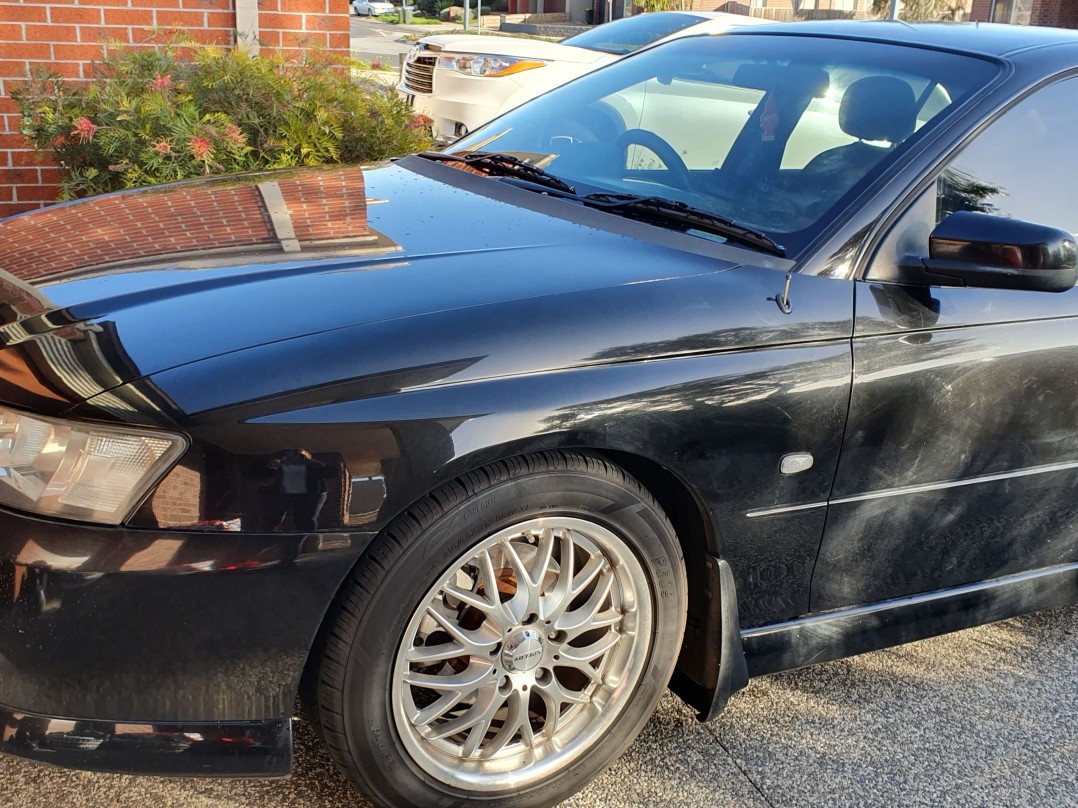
[869,76,1078,282]
[936,77,1078,235]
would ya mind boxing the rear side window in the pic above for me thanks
[561,13,706,55]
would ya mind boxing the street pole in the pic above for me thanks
[464,0,470,31]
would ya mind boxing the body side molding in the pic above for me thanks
[742,561,1078,676]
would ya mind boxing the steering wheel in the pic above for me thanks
[615,129,691,190]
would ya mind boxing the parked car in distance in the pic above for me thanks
[353,0,395,16]
[400,10,774,142]
[2,20,1077,808]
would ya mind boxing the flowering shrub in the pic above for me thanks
[12,39,432,200]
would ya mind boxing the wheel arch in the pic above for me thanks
[298,440,731,721]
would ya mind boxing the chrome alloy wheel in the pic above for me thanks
[392,516,653,791]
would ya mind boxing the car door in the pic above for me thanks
[811,74,1078,611]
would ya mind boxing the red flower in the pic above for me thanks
[150,73,173,93]
[153,139,173,155]
[71,116,97,144]
[409,114,433,131]
[224,124,245,146]
[188,136,213,161]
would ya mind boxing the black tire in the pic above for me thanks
[313,451,686,808]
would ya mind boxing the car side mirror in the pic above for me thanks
[897,211,1077,293]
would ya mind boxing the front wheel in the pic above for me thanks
[314,451,687,808]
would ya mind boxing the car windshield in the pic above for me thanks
[560,12,709,55]
[447,34,999,254]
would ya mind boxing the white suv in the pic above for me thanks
[399,11,774,142]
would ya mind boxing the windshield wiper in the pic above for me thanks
[581,192,786,256]
[415,151,576,195]
[415,153,784,255]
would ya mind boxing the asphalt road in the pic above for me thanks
[349,16,456,66]
[3,602,1075,807]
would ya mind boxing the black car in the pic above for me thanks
[1,20,1076,808]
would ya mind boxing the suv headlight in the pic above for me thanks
[0,406,186,525]
[436,53,547,77]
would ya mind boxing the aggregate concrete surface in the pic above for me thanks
[3,603,1075,808]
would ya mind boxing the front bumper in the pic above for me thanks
[0,506,373,775]
[399,69,523,141]
[0,704,290,776]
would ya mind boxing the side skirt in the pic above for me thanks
[742,562,1078,677]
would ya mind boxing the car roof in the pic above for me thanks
[722,20,1078,58]
[679,11,775,25]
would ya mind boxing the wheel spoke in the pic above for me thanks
[536,685,561,740]
[443,582,496,614]
[540,529,577,623]
[518,709,537,752]
[425,605,498,654]
[503,538,540,620]
[410,689,468,727]
[570,553,605,599]
[403,662,491,692]
[406,641,468,665]
[481,689,527,759]
[476,548,501,600]
[425,682,505,741]
[461,710,495,759]
[557,572,615,634]
[532,527,557,589]
[560,630,621,665]
[474,549,517,633]
[537,672,591,706]
[555,656,603,686]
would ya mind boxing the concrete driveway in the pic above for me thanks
[3,603,1075,807]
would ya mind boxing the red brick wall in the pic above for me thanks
[1034,0,1078,26]
[0,1,349,220]
[0,184,275,279]
[970,0,1078,24]
[0,167,369,280]
[279,169,371,244]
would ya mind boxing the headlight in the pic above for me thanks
[0,406,186,525]
[436,53,547,78]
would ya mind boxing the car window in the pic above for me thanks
[449,35,998,255]
[610,76,765,171]
[781,71,952,170]
[560,13,707,55]
[936,76,1078,236]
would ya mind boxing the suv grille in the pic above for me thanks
[404,55,437,94]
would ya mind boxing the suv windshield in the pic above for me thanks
[561,12,708,55]
[447,34,998,254]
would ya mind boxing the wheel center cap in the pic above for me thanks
[503,628,544,673]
